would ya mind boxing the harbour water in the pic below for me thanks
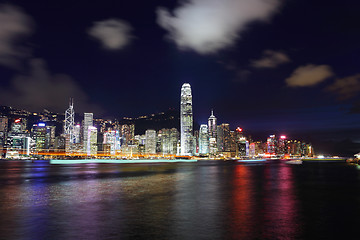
[0,160,359,239]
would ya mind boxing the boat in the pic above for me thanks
[285,159,303,164]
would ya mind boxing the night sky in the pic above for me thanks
[0,0,360,151]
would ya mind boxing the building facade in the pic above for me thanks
[180,83,193,156]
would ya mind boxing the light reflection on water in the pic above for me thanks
[0,160,359,239]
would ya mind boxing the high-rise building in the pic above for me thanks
[180,83,193,156]
[217,123,230,153]
[199,124,209,155]
[121,124,135,146]
[267,135,276,154]
[32,123,49,151]
[83,113,93,152]
[64,98,75,152]
[11,118,27,133]
[0,116,8,147]
[74,124,81,143]
[145,129,156,154]
[170,128,179,155]
[86,126,98,155]
[208,110,217,155]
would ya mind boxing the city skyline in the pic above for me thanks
[0,0,359,147]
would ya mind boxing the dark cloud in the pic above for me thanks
[0,58,103,114]
[286,64,334,87]
[88,19,134,50]
[0,4,33,68]
[251,50,290,68]
[326,74,360,100]
[157,0,282,54]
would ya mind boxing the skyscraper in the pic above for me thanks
[145,129,156,154]
[64,98,75,152]
[199,124,209,155]
[217,123,230,152]
[87,126,98,155]
[180,83,193,156]
[208,110,217,155]
[83,113,93,152]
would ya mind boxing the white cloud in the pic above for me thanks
[251,50,290,68]
[286,64,334,87]
[157,0,282,54]
[326,74,360,100]
[88,19,133,50]
[0,4,33,67]
[0,58,102,113]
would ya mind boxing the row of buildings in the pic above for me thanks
[0,84,314,158]
[179,83,313,158]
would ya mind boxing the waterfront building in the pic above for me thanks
[217,123,231,152]
[199,124,209,155]
[32,123,49,151]
[145,129,156,154]
[87,126,98,155]
[180,83,193,156]
[0,116,8,147]
[158,129,169,154]
[208,110,217,155]
[64,99,75,152]
[121,124,135,146]
[74,124,81,143]
[267,135,276,154]
[47,125,56,149]
[193,130,199,155]
[170,128,179,155]
[277,135,286,155]
[103,130,117,155]
[83,113,93,152]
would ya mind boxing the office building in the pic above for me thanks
[180,83,193,155]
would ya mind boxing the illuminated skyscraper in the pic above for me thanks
[64,98,75,152]
[87,126,98,155]
[180,83,193,156]
[0,116,8,147]
[145,129,156,154]
[217,123,230,152]
[83,113,93,152]
[199,124,209,155]
[267,135,276,154]
[170,128,179,154]
[208,110,217,155]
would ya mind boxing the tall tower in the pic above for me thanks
[180,83,193,156]
[199,124,209,155]
[208,110,217,155]
[83,113,93,153]
[64,98,76,152]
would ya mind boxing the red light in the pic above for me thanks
[280,135,286,139]
[15,119,20,123]
[236,127,242,132]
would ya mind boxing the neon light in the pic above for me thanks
[15,119,20,123]
[38,123,46,127]
[280,135,286,139]
[236,127,242,132]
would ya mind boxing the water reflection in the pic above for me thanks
[262,163,300,239]
[172,163,223,239]
[1,161,360,239]
[228,164,255,239]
